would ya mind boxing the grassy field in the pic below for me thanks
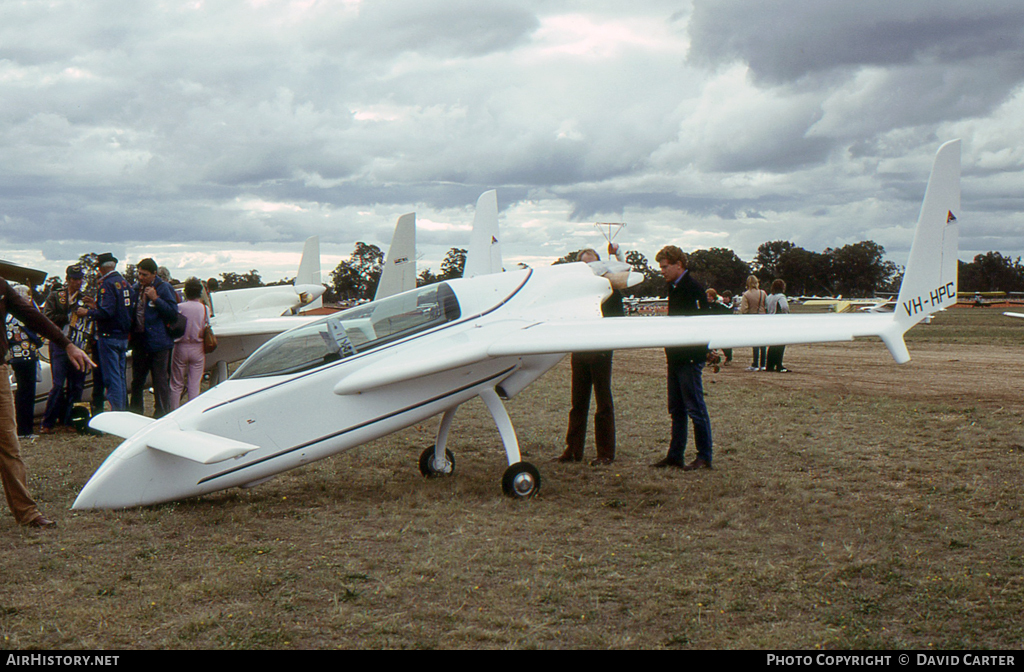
[1,307,1022,649]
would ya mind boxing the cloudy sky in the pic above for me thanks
[2,0,1023,284]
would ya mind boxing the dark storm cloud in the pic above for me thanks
[688,0,1024,84]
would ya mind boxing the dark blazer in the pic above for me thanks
[665,270,710,365]
[131,276,180,352]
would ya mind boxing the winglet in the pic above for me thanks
[464,190,503,277]
[88,412,258,463]
[374,213,417,300]
[89,411,155,439]
[296,235,323,310]
[146,430,258,464]
[886,139,961,362]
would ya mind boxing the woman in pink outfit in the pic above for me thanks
[169,278,209,410]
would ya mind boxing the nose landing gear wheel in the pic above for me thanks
[501,462,541,498]
[419,446,455,477]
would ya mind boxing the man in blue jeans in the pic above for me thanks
[651,245,713,471]
[84,253,134,412]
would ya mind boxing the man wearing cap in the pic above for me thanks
[2,276,93,528]
[83,253,134,412]
[129,258,179,418]
[41,266,92,432]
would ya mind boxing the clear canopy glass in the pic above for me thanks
[233,283,461,379]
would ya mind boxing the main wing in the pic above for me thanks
[333,139,959,395]
[329,311,895,396]
[487,312,894,356]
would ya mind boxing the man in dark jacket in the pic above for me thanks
[41,265,91,432]
[556,244,626,466]
[651,245,713,471]
[1,277,93,528]
[129,258,179,418]
[84,253,134,411]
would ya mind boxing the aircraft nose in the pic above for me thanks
[72,466,113,510]
[71,437,155,510]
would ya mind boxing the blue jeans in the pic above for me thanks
[42,345,86,429]
[667,361,713,464]
[96,336,129,412]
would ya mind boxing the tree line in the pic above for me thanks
[37,244,1024,303]
[327,240,1024,301]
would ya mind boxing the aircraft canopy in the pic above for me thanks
[233,283,460,379]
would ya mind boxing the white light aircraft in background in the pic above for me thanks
[10,236,326,414]
[210,212,425,381]
[374,213,417,300]
[74,140,961,509]
[204,236,326,383]
[17,214,424,414]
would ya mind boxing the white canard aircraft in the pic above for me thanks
[73,140,961,509]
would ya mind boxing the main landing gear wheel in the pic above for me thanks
[419,447,455,477]
[501,462,541,499]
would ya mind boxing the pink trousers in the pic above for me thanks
[170,342,206,410]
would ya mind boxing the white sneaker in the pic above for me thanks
[746,366,758,372]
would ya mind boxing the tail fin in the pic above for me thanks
[295,235,323,310]
[374,213,417,300]
[464,190,503,277]
[880,139,960,362]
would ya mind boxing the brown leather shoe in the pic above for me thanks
[682,458,712,471]
[39,426,56,435]
[590,458,614,466]
[651,457,685,469]
[26,516,57,529]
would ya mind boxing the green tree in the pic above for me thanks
[689,247,751,295]
[330,242,384,300]
[417,268,438,287]
[219,270,263,290]
[753,240,795,284]
[826,241,898,297]
[624,250,663,297]
[776,247,833,296]
[958,252,1024,293]
[439,248,467,281]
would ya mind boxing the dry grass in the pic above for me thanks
[1,308,1022,649]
